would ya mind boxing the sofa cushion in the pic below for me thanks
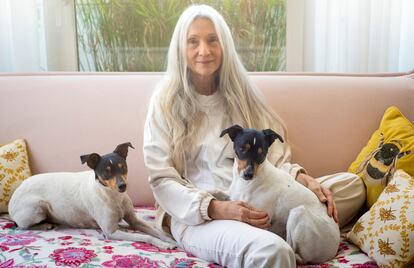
[348,106,414,207]
[347,169,414,267]
[0,139,31,212]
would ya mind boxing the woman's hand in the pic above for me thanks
[208,200,270,229]
[296,173,339,223]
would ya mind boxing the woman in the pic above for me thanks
[143,4,365,267]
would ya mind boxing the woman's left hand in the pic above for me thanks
[296,173,339,223]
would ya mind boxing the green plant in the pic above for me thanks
[76,0,286,71]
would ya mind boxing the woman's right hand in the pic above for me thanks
[208,200,270,229]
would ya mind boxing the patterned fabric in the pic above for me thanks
[0,207,377,267]
[347,170,414,268]
[348,106,414,208]
[0,139,31,213]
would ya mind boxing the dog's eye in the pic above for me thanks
[101,172,111,179]
[117,163,127,172]
[242,144,251,152]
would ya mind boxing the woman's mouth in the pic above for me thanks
[197,60,214,64]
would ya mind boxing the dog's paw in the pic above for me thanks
[31,222,56,231]
[157,240,178,250]
[208,190,230,201]
[118,220,129,228]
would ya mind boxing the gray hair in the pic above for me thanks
[157,4,287,173]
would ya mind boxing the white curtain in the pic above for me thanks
[287,0,414,73]
[0,0,46,72]
[0,0,77,72]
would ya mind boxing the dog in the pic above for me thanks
[8,142,176,249]
[219,125,340,264]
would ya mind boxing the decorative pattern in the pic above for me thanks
[0,139,31,213]
[348,106,414,208]
[347,170,414,268]
[0,207,377,267]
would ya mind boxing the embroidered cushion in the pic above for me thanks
[348,106,414,207]
[0,139,31,212]
[347,169,414,267]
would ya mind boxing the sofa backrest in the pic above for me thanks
[1,72,413,205]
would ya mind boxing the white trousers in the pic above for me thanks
[170,172,366,268]
[171,218,296,268]
[317,172,366,228]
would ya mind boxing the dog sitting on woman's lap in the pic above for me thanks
[8,142,176,249]
[219,125,340,264]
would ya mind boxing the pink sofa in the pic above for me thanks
[0,71,413,267]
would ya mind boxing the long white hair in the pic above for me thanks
[157,4,287,174]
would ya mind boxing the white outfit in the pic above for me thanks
[143,90,365,268]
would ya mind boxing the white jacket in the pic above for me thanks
[143,90,305,230]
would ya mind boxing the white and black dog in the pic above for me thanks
[8,142,176,249]
[219,125,340,264]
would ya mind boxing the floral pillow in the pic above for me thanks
[347,169,414,267]
[0,139,31,212]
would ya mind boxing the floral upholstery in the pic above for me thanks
[0,207,377,267]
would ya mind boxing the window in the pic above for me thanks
[75,0,286,72]
[1,0,413,73]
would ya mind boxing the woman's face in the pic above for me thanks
[186,18,222,80]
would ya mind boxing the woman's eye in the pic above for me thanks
[208,37,218,43]
[188,38,198,46]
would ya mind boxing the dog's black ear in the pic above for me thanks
[263,129,284,146]
[80,153,101,169]
[114,142,135,159]
[220,124,243,141]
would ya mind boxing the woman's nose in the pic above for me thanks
[198,41,210,56]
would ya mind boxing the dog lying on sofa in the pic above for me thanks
[219,125,340,264]
[8,142,176,249]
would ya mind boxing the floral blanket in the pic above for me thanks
[0,207,377,268]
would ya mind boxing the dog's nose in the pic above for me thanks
[243,162,254,180]
[243,170,253,180]
[118,183,126,192]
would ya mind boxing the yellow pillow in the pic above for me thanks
[347,169,414,268]
[348,106,414,207]
[0,139,31,213]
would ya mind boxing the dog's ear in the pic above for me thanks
[114,142,135,159]
[80,153,101,169]
[263,129,284,146]
[220,124,243,141]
